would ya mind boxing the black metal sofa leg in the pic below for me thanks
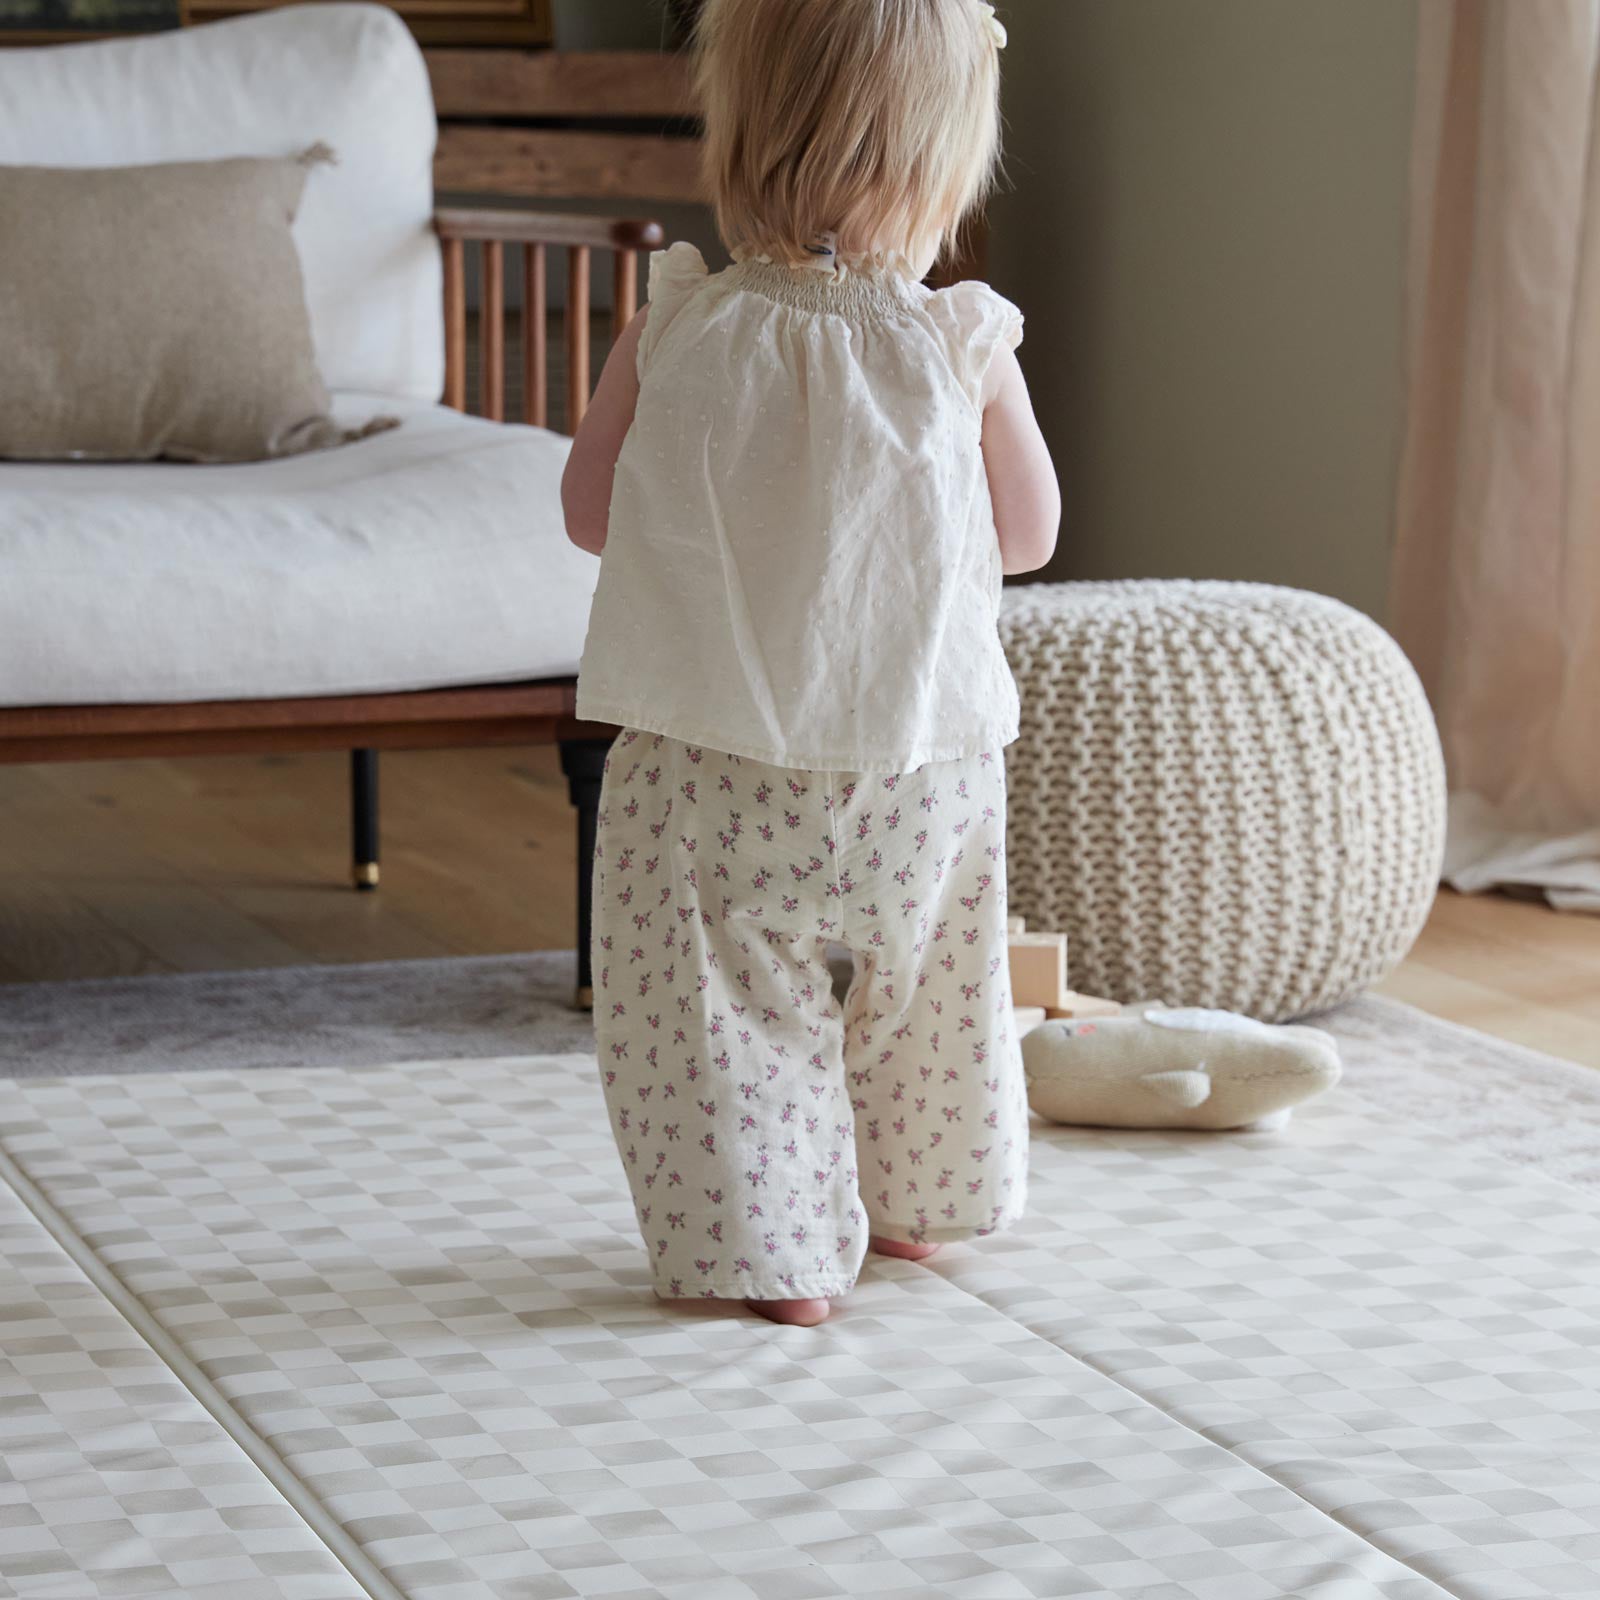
[559,736,610,1011]
[351,748,379,890]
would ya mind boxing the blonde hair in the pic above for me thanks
[695,0,1002,270]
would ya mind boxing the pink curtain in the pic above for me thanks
[1394,0,1600,908]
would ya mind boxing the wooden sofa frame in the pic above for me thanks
[0,207,664,1008]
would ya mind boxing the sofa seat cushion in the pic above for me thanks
[0,400,598,707]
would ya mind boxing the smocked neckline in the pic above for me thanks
[726,258,922,317]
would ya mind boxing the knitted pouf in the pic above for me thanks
[998,581,1446,1022]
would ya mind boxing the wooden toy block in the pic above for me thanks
[1013,1005,1047,1034]
[1044,991,1123,1021]
[1008,931,1068,1009]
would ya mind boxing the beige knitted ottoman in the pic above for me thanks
[998,581,1446,1022]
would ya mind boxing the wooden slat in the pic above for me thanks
[0,718,612,765]
[442,235,468,411]
[567,245,592,432]
[436,206,664,251]
[481,239,506,421]
[192,0,554,48]
[613,249,639,339]
[524,242,548,429]
[426,48,697,119]
[199,0,537,18]
[436,126,705,204]
[0,683,581,749]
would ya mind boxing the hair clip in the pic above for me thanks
[975,2,1007,50]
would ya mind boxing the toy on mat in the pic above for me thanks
[1007,917,1121,1034]
[1021,1004,1342,1132]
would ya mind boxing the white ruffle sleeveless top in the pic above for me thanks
[576,242,1024,772]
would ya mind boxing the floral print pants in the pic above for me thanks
[592,730,1029,1303]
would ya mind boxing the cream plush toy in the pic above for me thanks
[1021,1005,1342,1132]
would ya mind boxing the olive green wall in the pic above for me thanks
[987,0,1418,618]
[572,0,1419,619]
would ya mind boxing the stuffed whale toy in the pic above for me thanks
[1022,1005,1342,1132]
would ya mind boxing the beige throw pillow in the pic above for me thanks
[0,148,391,463]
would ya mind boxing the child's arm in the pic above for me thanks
[981,346,1060,575]
[561,306,648,555]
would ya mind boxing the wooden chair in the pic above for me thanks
[0,206,659,1009]
[0,19,988,1007]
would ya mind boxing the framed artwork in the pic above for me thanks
[0,0,551,46]
[0,0,182,43]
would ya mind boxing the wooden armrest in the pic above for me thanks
[434,206,665,252]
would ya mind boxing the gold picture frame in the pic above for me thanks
[0,0,552,46]
[0,0,181,45]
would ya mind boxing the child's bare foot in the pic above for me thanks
[871,1236,941,1262]
[747,1297,831,1326]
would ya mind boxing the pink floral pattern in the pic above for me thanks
[593,730,1029,1302]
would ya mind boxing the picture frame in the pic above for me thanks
[0,0,552,47]
[0,0,183,45]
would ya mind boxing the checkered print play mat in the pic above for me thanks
[1,1053,1597,1599]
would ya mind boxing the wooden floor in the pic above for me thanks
[1377,884,1600,1071]
[0,747,579,983]
[1,748,1597,1071]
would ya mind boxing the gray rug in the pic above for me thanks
[0,951,595,1074]
[3,953,1597,1195]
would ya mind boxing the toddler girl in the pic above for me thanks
[562,0,1059,1327]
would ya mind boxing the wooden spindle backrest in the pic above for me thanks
[436,211,661,436]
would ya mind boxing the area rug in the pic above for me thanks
[2,1040,1598,1596]
[3,951,1598,1195]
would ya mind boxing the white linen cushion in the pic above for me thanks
[0,402,598,706]
[0,4,442,402]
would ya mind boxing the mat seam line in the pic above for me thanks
[0,1141,409,1600]
[916,1259,1470,1600]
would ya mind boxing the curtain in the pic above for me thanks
[1394,0,1600,909]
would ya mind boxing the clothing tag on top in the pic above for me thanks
[803,231,840,266]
